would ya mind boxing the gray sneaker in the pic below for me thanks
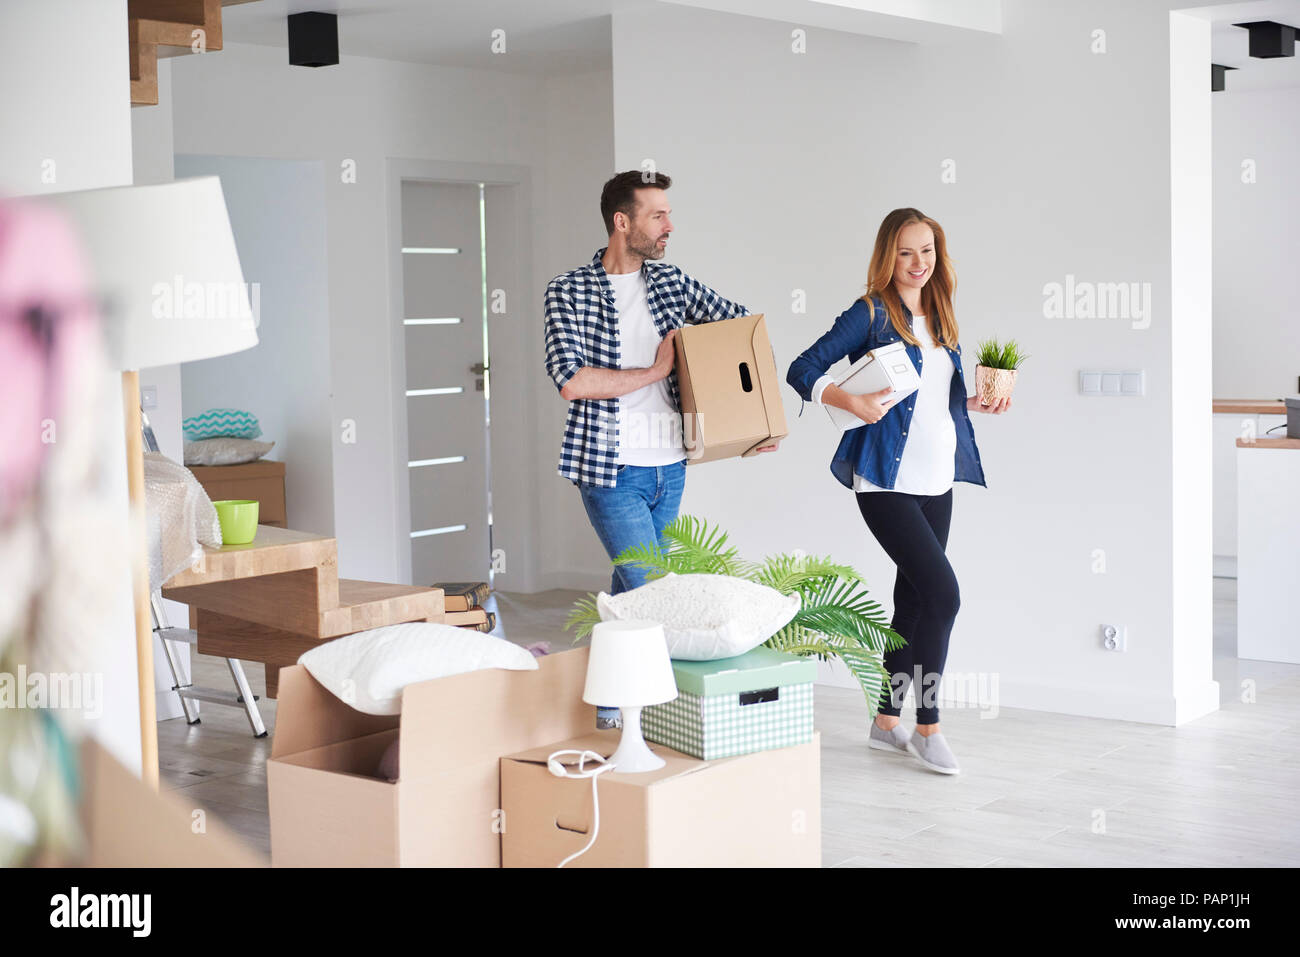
[868,721,909,755]
[908,730,960,774]
[596,706,622,730]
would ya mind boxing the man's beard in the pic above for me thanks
[628,230,666,260]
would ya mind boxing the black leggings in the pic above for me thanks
[855,488,959,725]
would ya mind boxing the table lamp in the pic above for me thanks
[583,619,678,772]
[45,177,258,788]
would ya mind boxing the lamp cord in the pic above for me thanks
[549,749,615,868]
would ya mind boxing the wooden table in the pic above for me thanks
[162,526,444,697]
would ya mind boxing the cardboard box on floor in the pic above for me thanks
[78,737,264,867]
[675,313,788,464]
[501,732,820,867]
[266,646,593,867]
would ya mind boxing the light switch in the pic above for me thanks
[140,386,158,410]
[1080,370,1145,397]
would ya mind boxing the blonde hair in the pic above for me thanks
[861,207,958,349]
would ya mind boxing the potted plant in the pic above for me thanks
[974,337,1027,405]
[565,515,905,715]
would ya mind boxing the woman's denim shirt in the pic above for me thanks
[786,296,987,491]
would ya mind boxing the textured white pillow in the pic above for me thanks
[596,573,800,661]
[298,621,538,715]
[184,437,275,466]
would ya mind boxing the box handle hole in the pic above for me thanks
[739,687,779,706]
[738,362,754,393]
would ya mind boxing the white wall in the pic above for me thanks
[610,0,1219,724]
[533,70,619,591]
[1212,85,1300,399]
[0,0,142,770]
[1205,45,1300,570]
[174,154,335,536]
[0,1,135,198]
[169,42,612,592]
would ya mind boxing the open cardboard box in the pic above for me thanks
[675,313,788,464]
[266,645,593,867]
[77,737,264,867]
[501,731,821,867]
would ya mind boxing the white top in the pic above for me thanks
[608,269,686,466]
[812,314,956,494]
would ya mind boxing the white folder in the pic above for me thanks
[825,341,921,431]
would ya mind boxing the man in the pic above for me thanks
[543,170,777,728]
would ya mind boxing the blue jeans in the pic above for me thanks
[579,461,687,595]
[579,461,686,724]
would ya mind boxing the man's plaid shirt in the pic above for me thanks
[544,247,748,487]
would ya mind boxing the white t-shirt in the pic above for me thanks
[813,314,956,495]
[608,269,686,467]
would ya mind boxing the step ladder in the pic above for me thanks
[152,592,266,737]
[142,409,267,737]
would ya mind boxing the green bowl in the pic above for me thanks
[212,499,259,545]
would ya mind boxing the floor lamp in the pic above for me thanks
[47,177,257,788]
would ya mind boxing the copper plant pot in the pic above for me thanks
[975,365,1017,405]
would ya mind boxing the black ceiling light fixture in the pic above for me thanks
[1211,63,1238,92]
[288,11,339,67]
[1232,20,1296,58]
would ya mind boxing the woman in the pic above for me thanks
[786,207,1009,775]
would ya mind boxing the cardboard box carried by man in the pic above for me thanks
[674,313,788,464]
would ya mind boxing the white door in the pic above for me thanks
[401,181,491,586]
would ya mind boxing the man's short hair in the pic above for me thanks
[600,170,672,234]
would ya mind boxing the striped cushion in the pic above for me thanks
[182,408,262,441]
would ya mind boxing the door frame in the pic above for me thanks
[385,158,536,589]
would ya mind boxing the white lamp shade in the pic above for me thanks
[583,620,678,708]
[44,176,258,370]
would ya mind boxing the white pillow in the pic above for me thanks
[298,621,538,715]
[184,437,275,466]
[596,573,800,661]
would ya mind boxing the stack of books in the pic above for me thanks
[434,582,495,632]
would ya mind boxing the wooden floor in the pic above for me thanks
[159,578,1300,866]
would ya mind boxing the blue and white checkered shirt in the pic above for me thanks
[544,247,748,487]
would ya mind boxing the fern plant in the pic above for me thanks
[974,337,1028,370]
[565,515,905,715]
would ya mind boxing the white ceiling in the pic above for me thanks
[1202,0,1300,91]
[217,0,1006,75]
[657,0,1001,42]
[218,0,1300,87]
[218,0,650,74]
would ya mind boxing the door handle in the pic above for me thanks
[469,362,488,374]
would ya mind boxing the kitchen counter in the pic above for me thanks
[1214,399,1286,415]
[1237,441,1300,663]
[1213,403,1291,571]
[1235,437,1300,449]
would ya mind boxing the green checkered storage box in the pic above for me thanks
[641,646,815,761]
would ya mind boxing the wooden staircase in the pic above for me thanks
[162,527,447,698]
[129,0,260,106]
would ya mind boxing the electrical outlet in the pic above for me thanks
[1100,624,1127,652]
